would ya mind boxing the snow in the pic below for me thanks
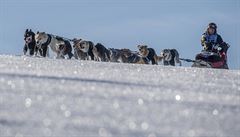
[0,55,239,137]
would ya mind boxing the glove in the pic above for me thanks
[203,43,209,50]
[213,45,222,51]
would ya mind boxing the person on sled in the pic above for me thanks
[201,22,223,51]
[198,22,229,69]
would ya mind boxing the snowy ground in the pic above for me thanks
[0,55,239,137]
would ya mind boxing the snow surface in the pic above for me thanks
[0,55,239,137]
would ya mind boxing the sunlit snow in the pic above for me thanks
[0,55,239,137]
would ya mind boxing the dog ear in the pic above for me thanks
[159,51,164,57]
[137,45,141,49]
[29,29,32,32]
[143,45,148,48]
[25,29,29,33]
[73,38,81,44]
[36,31,39,34]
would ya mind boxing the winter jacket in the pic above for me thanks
[201,32,223,51]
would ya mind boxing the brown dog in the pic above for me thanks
[137,45,159,65]
[109,48,149,64]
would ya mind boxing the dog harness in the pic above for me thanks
[89,43,93,51]
[41,34,52,47]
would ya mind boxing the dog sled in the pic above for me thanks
[180,43,230,69]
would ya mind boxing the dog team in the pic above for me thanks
[24,29,182,66]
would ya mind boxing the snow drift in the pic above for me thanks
[0,55,239,137]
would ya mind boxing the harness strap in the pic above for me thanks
[41,34,52,47]
[89,43,93,51]
[170,50,176,58]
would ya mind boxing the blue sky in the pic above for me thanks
[0,0,239,69]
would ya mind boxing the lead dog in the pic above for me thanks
[35,32,73,59]
[159,49,181,66]
[23,29,38,56]
[137,45,159,65]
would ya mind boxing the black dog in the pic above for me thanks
[93,43,110,62]
[23,29,38,56]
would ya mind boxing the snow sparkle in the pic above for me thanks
[25,98,32,108]
[175,95,181,101]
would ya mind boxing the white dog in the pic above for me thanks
[35,32,73,59]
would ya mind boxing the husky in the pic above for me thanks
[137,45,159,65]
[92,43,110,62]
[74,40,95,60]
[23,29,39,56]
[77,39,110,62]
[72,38,88,60]
[159,49,181,66]
[122,49,149,64]
[35,32,73,59]
[108,48,126,62]
[109,48,148,64]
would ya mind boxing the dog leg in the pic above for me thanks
[89,52,95,60]
[56,51,61,59]
[73,50,79,59]
[86,53,90,60]
[151,56,157,65]
[38,48,43,57]
[34,46,39,56]
[151,59,155,65]
[59,49,69,59]
[94,56,98,61]
[23,45,28,55]
[170,58,175,66]
[174,57,182,66]
[138,58,148,64]
[42,46,48,57]
[175,56,182,66]
[68,52,73,59]
[100,53,107,62]
[153,55,159,65]
[46,47,50,57]
[163,61,169,66]
[29,48,35,56]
